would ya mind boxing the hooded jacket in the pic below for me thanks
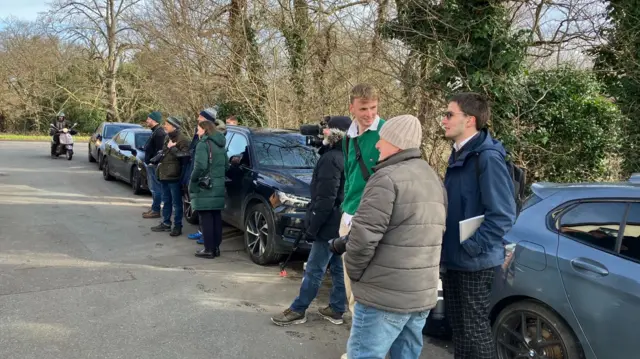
[344,148,446,313]
[188,132,229,210]
[441,128,517,272]
[304,128,346,242]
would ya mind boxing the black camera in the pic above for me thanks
[300,116,330,147]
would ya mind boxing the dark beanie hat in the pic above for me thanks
[199,107,217,122]
[148,111,162,123]
[327,116,352,132]
[166,116,182,129]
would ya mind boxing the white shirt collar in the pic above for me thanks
[347,116,381,138]
[453,132,479,152]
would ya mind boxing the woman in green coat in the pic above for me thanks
[190,120,229,259]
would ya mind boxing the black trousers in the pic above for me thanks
[442,267,496,359]
[198,210,222,252]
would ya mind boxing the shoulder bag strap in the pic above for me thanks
[352,137,371,181]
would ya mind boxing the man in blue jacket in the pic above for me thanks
[441,92,516,359]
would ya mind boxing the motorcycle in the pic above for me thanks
[50,123,78,160]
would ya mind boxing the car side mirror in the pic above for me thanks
[119,144,133,152]
[96,134,102,141]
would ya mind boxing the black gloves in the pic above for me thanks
[149,150,164,165]
[328,235,348,255]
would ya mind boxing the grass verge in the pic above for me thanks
[0,133,90,142]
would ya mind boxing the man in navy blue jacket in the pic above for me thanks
[441,92,516,359]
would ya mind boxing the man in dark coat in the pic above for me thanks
[441,92,517,359]
[271,116,352,327]
[150,116,191,236]
[142,111,166,219]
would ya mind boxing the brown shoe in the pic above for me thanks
[143,211,161,219]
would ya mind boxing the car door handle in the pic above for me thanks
[570,258,609,276]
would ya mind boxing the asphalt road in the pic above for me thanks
[0,141,453,359]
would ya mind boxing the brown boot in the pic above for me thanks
[143,211,161,219]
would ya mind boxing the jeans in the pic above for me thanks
[161,180,183,227]
[347,302,430,359]
[290,241,346,314]
[199,210,222,251]
[146,164,162,213]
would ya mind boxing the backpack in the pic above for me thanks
[474,150,527,217]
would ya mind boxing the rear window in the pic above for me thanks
[522,193,542,211]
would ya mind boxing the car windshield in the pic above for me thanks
[105,125,133,139]
[252,134,318,169]
[135,133,151,150]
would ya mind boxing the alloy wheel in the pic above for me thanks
[496,310,566,359]
[245,211,268,256]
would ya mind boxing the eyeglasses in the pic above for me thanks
[443,111,467,119]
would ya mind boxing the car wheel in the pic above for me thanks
[102,158,114,181]
[88,145,96,163]
[183,190,199,225]
[244,202,282,265]
[97,151,104,170]
[493,300,583,359]
[131,166,143,195]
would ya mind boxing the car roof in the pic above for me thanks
[227,125,300,136]
[532,180,640,200]
[120,128,151,133]
[104,122,142,127]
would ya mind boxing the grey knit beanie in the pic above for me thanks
[379,115,422,150]
[166,116,183,130]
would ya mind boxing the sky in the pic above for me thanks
[1,0,50,21]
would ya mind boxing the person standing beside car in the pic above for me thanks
[270,116,351,327]
[329,115,446,359]
[150,116,191,237]
[142,111,166,219]
[440,92,517,359]
[189,120,228,258]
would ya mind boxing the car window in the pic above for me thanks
[227,134,248,157]
[135,133,151,149]
[124,132,135,146]
[559,202,627,252]
[252,134,318,169]
[104,125,130,139]
[621,203,640,262]
[96,123,104,136]
[114,132,126,145]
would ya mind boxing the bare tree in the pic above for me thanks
[47,0,142,121]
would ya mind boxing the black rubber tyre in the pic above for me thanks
[244,203,283,265]
[102,157,114,181]
[88,145,96,162]
[131,166,143,195]
[97,151,104,170]
[183,190,199,225]
[66,150,73,161]
[493,300,583,359]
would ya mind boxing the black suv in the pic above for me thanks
[183,126,318,265]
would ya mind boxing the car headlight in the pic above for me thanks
[63,128,68,133]
[269,191,310,208]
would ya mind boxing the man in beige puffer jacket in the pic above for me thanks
[330,114,447,359]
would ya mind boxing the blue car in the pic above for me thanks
[427,175,640,359]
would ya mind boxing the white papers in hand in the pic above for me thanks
[459,215,484,243]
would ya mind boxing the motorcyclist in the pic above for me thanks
[49,112,76,156]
